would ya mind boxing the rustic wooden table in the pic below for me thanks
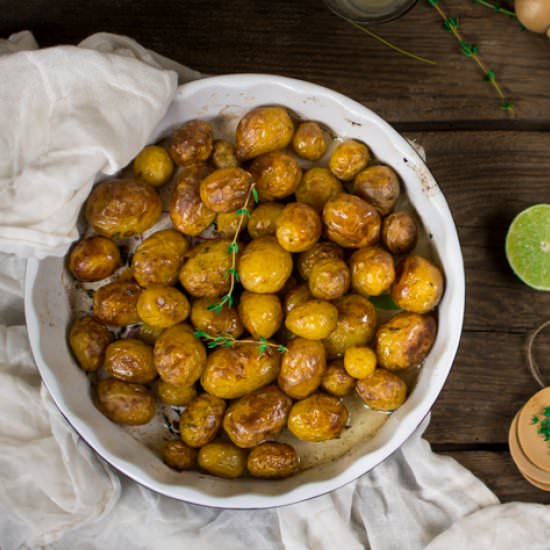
[3,0,550,504]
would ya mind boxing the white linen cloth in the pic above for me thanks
[1,30,549,550]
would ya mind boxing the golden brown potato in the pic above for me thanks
[391,255,444,313]
[375,312,436,371]
[238,291,283,339]
[323,193,381,249]
[190,297,244,339]
[308,258,351,301]
[85,178,162,239]
[197,442,247,479]
[201,344,281,399]
[297,241,344,281]
[168,119,213,166]
[92,281,142,326]
[349,247,395,297]
[283,283,313,314]
[321,359,356,397]
[344,345,377,379]
[157,381,197,406]
[132,229,189,288]
[136,286,190,328]
[95,378,155,425]
[382,211,418,255]
[153,324,206,385]
[162,440,197,471]
[285,299,338,340]
[69,315,112,372]
[179,240,233,298]
[356,368,407,411]
[328,140,370,181]
[179,394,227,448]
[238,236,293,293]
[235,106,294,161]
[323,294,377,359]
[247,442,299,479]
[67,236,121,282]
[168,164,216,236]
[104,338,157,384]
[212,139,239,169]
[275,203,322,253]
[199,167,252,213]
[353,165,400,216]
[133,145,174,187]
[214,207,252,239]
[278,338,326,399]
[292,121,327,161]
[287,393,349,442]
[247,202,285,239]
[295,167,344,213]
[223,385,292,448]
[249,150,301,201]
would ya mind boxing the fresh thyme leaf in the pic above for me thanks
[532,415,540,424]
[543,407,550,418]
[252,186,259,203]
[235,208,251,219]
[277,345,288,353]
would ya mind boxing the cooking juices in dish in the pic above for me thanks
[65,105,444,480]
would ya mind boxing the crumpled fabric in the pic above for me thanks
[1,30,549,550]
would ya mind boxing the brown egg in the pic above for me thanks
[247,442,299,479]
[297,241,344,281]
[328,140,370,181]
[199,167,253,213]
[349,246,395,297]
[168,119,213,166]
[276,202,322,253]
[67,236,121,282]
[249,150,302,201]
[308,257,351,301]
[356,368,408,411]
[353,165,400,216]
[92,281,142,326]
[292,121,327,161]
[295,167,343,213]
[68,315,112,372]
[104,338,157,384]
[382,211,418,255]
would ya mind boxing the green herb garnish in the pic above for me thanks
[193,330,287,354]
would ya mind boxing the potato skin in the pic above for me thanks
[179,394,227,448]
[238,291,283,339]
[295,167,343,213]
[85,178,162,238]
[215,207,252,239]
[104,338,157,384]
[247,202,285,239]
[95,378,155,425]
[67,236,121,282]
[132,229,189,288]
[275,203,322,253]
[349,247,395,297]
[69,315,112,372]
[153,324,206,385]
[356,368,407,411]
[197,442,247,479]
[283,283,313,314]
[235,106,294,161]
[157,381,197,406]
[375,312,436,371]
[168,119,213,166]
[247,442,299,479]
[278,338,326,399]
[328,140,370,181]
[190,297,244,339]
[323,193,381,249]
[391,255,444,314]
[382,211,418,255]
[285,299,338,340]
[353,165,400,216]
[136,286,190,328]
[297,241,344,281]
[133,145,174,187]
[249,150,302,201]
[238,236,293,293]
[163,440,197,471]
[287,393,349,442]
[344,345,377,380]
[92,281,142,326]
[201,344,281,399]
[199,167,252,213]
[292,121,327,161]
[212,139,239,169]
[223,385,292,448]
[321,359,356,397]
[308,258,351,301]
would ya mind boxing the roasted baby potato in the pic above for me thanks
[308,257,351,301]
[355,368,407,411]
[353,165,400,216]
[199,167,253,213]
[344,345,377,379]
[201,344,281,399]
[287,393,349,442]
[323,193,381,248]
[67,236,121,282]
[328,140,370,181]
[375,312,436,371]
[238,236,293,293]
[215,207,252,239]
[136,286,190,328]
[321,359,356,397]
[247,202,285,239]
[197,442,247,479]
[157,381,197,406]
[278,338,326,399]
[95,378,155,425]
[133,145,174,187]
[297,241,344,281]
[295,167,343,213]
[69,315,112,372]
[283,283,313,314]
[349,246,395,297]
[212,139,239,169]
[132,229,189,288]
[285,299,338,340]
[238,291,283,339]
[163,440,197,471]
[153,323,206,385]
[235,106,294,161]
[249,150,302,200]
[104,338,157,384]
[92,281,142,326]
[275,203,322,253]
[168,119,213,166]
[382,211,418,255]
[223,385,292,448]
[168,164,216,236]
[190,297,244,338]
[179,393,227,448]
[247,442,299,479]
[292,121,327,161]
[391,255,444,313]
[179,240,233,298]
[323,294,377,359]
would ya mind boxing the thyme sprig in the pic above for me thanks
[472,0,524,27]
[531,407,550,446]
[193,330,287,353]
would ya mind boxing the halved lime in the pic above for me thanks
[505,204,550,291]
